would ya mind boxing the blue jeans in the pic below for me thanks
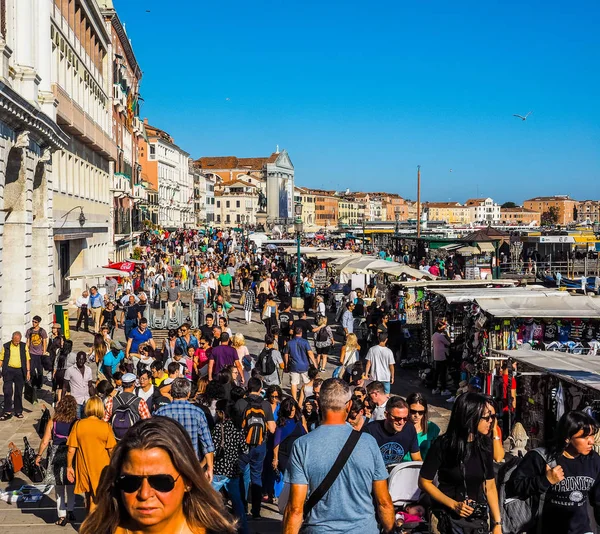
[212,476,249,534]
[239,441,267,517]
[76,403,85,419]
[382,381,391,394]
[124,319,137,339]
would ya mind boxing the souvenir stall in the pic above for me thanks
[491,348,600,451]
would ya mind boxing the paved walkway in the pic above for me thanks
[0,292,450,533]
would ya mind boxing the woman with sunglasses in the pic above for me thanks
[80,417,236,534]
[162,329,179,363]
[419,392,502,534]
[403,392,440,461]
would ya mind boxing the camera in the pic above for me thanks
[466,499,488,520]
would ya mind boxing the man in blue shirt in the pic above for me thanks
[284,327,317,401]
[154,378,215,481]
[283,378,395,534]
[126,318,155,361]
[88,286,104,334]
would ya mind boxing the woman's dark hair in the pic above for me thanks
[230,385,246,404]
[308,367,319,380]
[168,329,178,338]
[53,395,78,423]
[217,367,233,385]
[277,398,300,427]
[96,379,114,399]
[265,384,282,401]
[407,392,430,433]
[438,392,492,465]
[550,411,598,456]
[348,398,365,420]
[353,386,367,397]
[215,399,235,419]
[205,380,226,402]
[79,417,236,534]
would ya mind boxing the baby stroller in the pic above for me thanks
[388,461,428,532]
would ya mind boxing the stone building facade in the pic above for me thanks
[0,0,69,338]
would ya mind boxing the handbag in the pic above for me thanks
[22,437,45,483]
[8,441,23,473]
[24,381,37,404]
[0,455,14,482]
[36,407,51,438]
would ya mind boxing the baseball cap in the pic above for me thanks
[122,373,137,385]
[469,376,482,390]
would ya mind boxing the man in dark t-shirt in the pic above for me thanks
[293,311,313,340]
[364,396,421,466]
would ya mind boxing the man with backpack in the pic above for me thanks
[257,335,284,386]
[234,377,276,519]
[103,373,151,440]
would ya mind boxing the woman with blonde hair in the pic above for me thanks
[90,333,109,379]
[231,333,249,385]
[340,332,360,370]
[80,417,236,534]
[66,396,116,511]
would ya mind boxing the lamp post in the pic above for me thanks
[292,202,304,310]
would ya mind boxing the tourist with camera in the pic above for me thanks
[418,392,502,534]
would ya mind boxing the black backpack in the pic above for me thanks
[111,393,141,440]
[257,347,276,376]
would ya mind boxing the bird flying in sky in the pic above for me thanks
[513,111,533,121]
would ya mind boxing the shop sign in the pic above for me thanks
[539,236,575,243]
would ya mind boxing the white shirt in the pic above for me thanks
[370,398,388,422]
[136,384,154,403]
[366,345,395,382]
[76,295,89,308]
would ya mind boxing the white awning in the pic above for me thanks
[66,267,125,280]
[493,349,600,392]
[431,287,567,304]
[379,264,437,280]
[476,295,600,318]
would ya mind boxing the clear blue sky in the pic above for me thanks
[115,0,599,204]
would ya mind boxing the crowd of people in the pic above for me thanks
[2,228,600,534]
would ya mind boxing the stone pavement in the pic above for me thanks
[0,293,450,533]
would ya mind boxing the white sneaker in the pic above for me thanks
[432,388,441,395]
[441,390,452,396]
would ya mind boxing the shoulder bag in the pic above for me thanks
[302,430,361,519]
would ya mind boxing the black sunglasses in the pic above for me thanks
[410,409,426,416]
[117,473,181,493]
[481,414,497,422]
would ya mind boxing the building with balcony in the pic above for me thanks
[465,197,501,224]
[205,173,215,224]
[191,162,207,227]
[523,195,579,226]
[0,0,70,338]
[337,196,363,226]
[214,179,259,227]
[295,187,317,229]
[99,0,145,260]
[139,120,194,229]
[308,189,338,228]
[50,0,117,300]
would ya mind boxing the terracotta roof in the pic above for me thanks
[196,157,239,169]
[237,157,268,170]
[524,195,574,202]
[224,179,257,188]
[267,152,279,163]
[465,198,489,206]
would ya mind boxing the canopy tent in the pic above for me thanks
[105,261,137,273]
[330,254,365,268]
[430,287,568,304]
[391,279,519,289]
[493,349,600,393]
[379,264,437,281]
[475,295,600,319]
[66,267,125,280]
[340,257,396,273]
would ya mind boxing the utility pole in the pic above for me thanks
[416,165,421,238]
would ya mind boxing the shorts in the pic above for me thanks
[290,371,310,386]
[316,345,331,356]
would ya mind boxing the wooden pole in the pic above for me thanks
[416,165,421,238]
